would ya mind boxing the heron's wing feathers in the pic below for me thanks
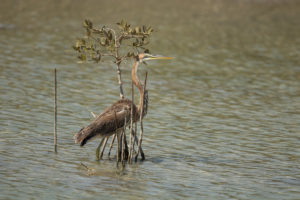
[74,99,134,146]
[92,102,131,135]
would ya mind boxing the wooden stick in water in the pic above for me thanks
[54,68,57,153]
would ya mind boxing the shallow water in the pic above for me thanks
[1,0,300,199]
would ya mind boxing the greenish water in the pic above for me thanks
[0,0,299,199]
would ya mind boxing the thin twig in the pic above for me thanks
[54,68,57,153]
[80,162,96,176]
[104,27,124,99]
[80,162,89,170]
[90,111,97,118]
[106,26,124,153]
[102,53,115,57]
[123,35,147,39]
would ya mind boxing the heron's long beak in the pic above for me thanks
[145,55,174,61]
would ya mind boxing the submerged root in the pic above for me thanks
[81,162,96,176]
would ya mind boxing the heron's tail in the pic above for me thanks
[73,126,98,146]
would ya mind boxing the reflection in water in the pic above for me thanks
[0,0,300,199]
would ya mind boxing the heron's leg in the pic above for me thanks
[121,131,125,161]
[99,136,109,159]
[96,138,105,161]
[120,131,129,161]
[129,127,136,162]
[134,73,147,162]
[134,134,145,161]
[116,133,121,162]
[124,134,129,160]
[129,129,137,162]
[128,126,133,163]
[91,111,106,160]
[108,134,116,158]
[119,132,125,162]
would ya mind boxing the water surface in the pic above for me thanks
[0,0,300,199]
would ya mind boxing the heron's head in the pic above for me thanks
[137,53,173,63]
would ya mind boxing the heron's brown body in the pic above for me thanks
[74,55,148,146]
[74,99,140,146]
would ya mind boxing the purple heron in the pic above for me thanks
[74,53,172,146]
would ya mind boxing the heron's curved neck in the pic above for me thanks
[131,59,144,114]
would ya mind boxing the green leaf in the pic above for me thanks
[100,37,106,46]
[103,30,109,39]
[117,23,123,30]
[83,19,93,29]
[135,27,140,34]
[121,19,126,27]
[73,19,154,65]
[105,38,109,46]
[125,23,130,32]
[93,51,102,63]
[147,26,153,34]
[86,28,91,37]
[80,39,86,45]
[132,38,139,46]
[78,54,86,61]
[108,31,113,40]
[72,45,80,51]
[75,40,81,47]
[92,28,103,34]
[127,52,134,57]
